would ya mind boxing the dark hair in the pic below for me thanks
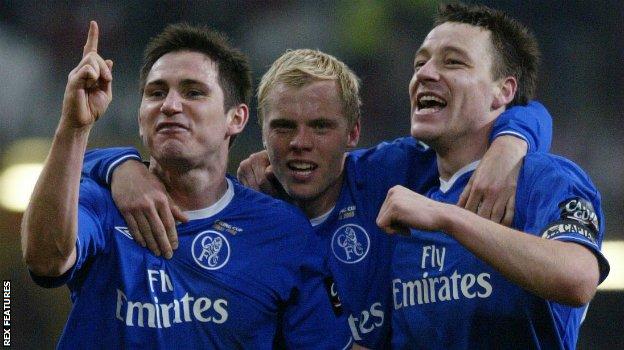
[435,3,540,106]
[140,23,252,109]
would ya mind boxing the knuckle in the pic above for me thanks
[153,193,169,205]
[135,202,152,212]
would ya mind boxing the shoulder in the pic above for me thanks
[348,136,433,164]
[346,137,438,193]
[228,177,309,225]
[521,153,598,195]
[78,176,114,208]
[516,153,603,232]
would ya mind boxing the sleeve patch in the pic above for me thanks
[541,219,596,244]
[558,197,599,233]
[324,277,344,316]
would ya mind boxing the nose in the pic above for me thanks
[289,127,313,151]
[160,91,183,116]
[410,59,439,100]
[415,59,439,83]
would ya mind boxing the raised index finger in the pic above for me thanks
[82,21,99,58]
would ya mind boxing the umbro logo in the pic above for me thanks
[115,226,133,240]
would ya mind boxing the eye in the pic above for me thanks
[274,126,293,134]
[313,121,329,130]
[185,89,205,99]
[311,119,335,133]
[414,60,426,70]
[145,89,166,99]
[445,58,465,66]
[269,120,296,134]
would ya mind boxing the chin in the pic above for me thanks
[410,125,438,141]
[153,146,195,168]
[285,184,322,202]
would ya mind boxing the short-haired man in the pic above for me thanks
[376,4,610,348]
[21,22,350,348]
[84,46,552,347]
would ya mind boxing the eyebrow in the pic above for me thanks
[144,78,211,89]
[268,119,296,128]
[415,45,470,58]
[268,117,339,128]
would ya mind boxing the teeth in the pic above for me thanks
[289,162,314,171]
[418,95,446,105]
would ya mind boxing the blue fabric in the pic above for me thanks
[391,152,609,349]
[82,147,142,186]
[78,100,553,348]
[490,101,553,152]
[31,177,351,349]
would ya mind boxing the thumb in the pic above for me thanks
[171,204,189,223]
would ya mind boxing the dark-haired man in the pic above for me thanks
[377,4,610,348]
[84,49,552,350]
[21,22,350,348]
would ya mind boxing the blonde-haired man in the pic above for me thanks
[83,47,552,348]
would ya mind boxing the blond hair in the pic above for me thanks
[257,49,361,127]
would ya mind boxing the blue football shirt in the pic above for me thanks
[391,153,610,349]
[31,177,352,349]
[80,101,553,348]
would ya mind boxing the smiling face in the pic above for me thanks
[262,80,360,217]
[139,51,243,168]
[409,22,501,149]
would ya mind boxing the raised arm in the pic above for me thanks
[458,101,553,225]
[21,21,113,276]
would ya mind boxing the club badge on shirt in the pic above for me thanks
[192,230,231,270]
[331,224,370,264]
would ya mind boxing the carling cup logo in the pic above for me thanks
[192,230,230,270]
[331,224,370,264]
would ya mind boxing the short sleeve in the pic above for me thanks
[491,100,553,153]
[516,155,610,282]
[82,147,142,187]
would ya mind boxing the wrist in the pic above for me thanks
[54,123,92,146]
[56,119,93,137]
[492,135,528,157]
[111,159,148,186]
[437,202,462,233]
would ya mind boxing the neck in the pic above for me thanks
[433,122,493,181]
[149,151,229,211]
[295,193,338,219]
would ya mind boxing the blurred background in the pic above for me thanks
[1,0,622,348]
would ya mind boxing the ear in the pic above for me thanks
[491,76,517,110]
[226,103,249,137]
[346,119,361,148]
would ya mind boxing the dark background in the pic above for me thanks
[1,1,622,348]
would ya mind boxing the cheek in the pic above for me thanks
[408,74,418,98]
[265,136,287,160]
[320,138,347,165]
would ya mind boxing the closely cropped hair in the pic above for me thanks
[257,49,362,127]
[436,3,540,106]
[140,23,252,110]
